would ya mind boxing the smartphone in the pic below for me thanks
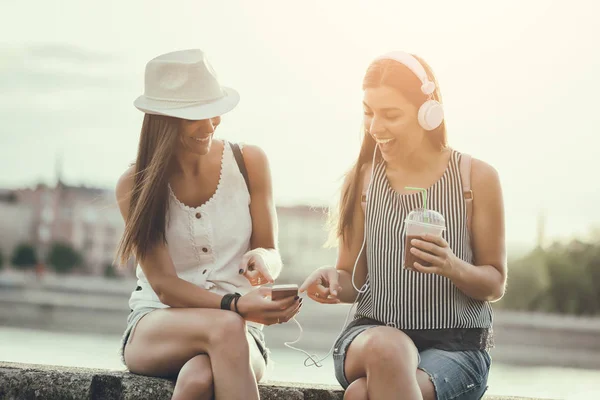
[271,284,299,301]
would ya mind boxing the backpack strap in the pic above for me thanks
[459,153,473,236]
[360,154,474,237]
[230,142,250,192]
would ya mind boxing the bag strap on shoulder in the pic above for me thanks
[459,153,473,236]
[230,142,250,192]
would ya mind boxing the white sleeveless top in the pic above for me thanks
[128,142,260,327]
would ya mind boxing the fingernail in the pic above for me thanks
[332,290,337,296]
[238,269,244,274]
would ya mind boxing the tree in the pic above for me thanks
[103,263,120,279]
[496,247,550,312]
[47,243,83,274]
[496,239,600,316]
[11,244,38,270]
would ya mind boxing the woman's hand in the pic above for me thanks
[299,266,342,304]
[239,250,274,286]
[409,234,458,278]
[236,286,301,325]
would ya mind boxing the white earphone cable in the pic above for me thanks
[284,144,379,367]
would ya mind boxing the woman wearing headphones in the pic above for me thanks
[300,52,506,400]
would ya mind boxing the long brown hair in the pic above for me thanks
[332,55,448,246]
[116,114,180,265]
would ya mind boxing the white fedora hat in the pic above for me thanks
[134,49,239,120]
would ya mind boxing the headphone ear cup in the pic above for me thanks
[418,100,444,131]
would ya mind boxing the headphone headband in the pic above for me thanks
[371,51,444,131]
[373,51,436,95]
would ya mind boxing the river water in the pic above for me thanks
[2,327,599,399]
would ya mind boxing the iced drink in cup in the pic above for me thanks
[402,187,446,270]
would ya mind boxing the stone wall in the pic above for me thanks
[0,362,551,400]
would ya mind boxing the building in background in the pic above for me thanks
[0,189,34,259]
[0,181,126,275]
[276,205,337,283]
[0,182,336,278]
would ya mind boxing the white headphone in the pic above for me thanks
[373,51,444,131]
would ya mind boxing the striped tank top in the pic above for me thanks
[354,150,493,331]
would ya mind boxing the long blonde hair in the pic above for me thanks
[116,114,180,264]
[332,55,448,246]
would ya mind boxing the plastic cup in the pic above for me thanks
[403,209,446,270]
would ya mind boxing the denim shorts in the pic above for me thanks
[119,307,270,367]
[333,324,491,400]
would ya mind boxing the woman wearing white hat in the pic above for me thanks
[115,49,300,400]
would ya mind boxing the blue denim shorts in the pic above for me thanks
[333,324,491,400]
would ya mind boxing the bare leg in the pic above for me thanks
[343,364,435,400]
[246,330,267,382]
[124,308,261,400]
[344,377,368,400]
[344,327,422,400]
[416,369,436,400]
[171,354,213,400]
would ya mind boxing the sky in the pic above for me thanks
[0,0,599,249]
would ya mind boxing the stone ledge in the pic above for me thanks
[0,362,550,400]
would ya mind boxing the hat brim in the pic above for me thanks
[133,87,240,120]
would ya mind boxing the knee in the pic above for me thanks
[362,327,418,370]
[208,310,247,345]
[344,377,368,400]
[176,357,214,399]
[178,370,213,398]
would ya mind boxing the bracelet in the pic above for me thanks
[233,292,242,314]
[220,293,236,311]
